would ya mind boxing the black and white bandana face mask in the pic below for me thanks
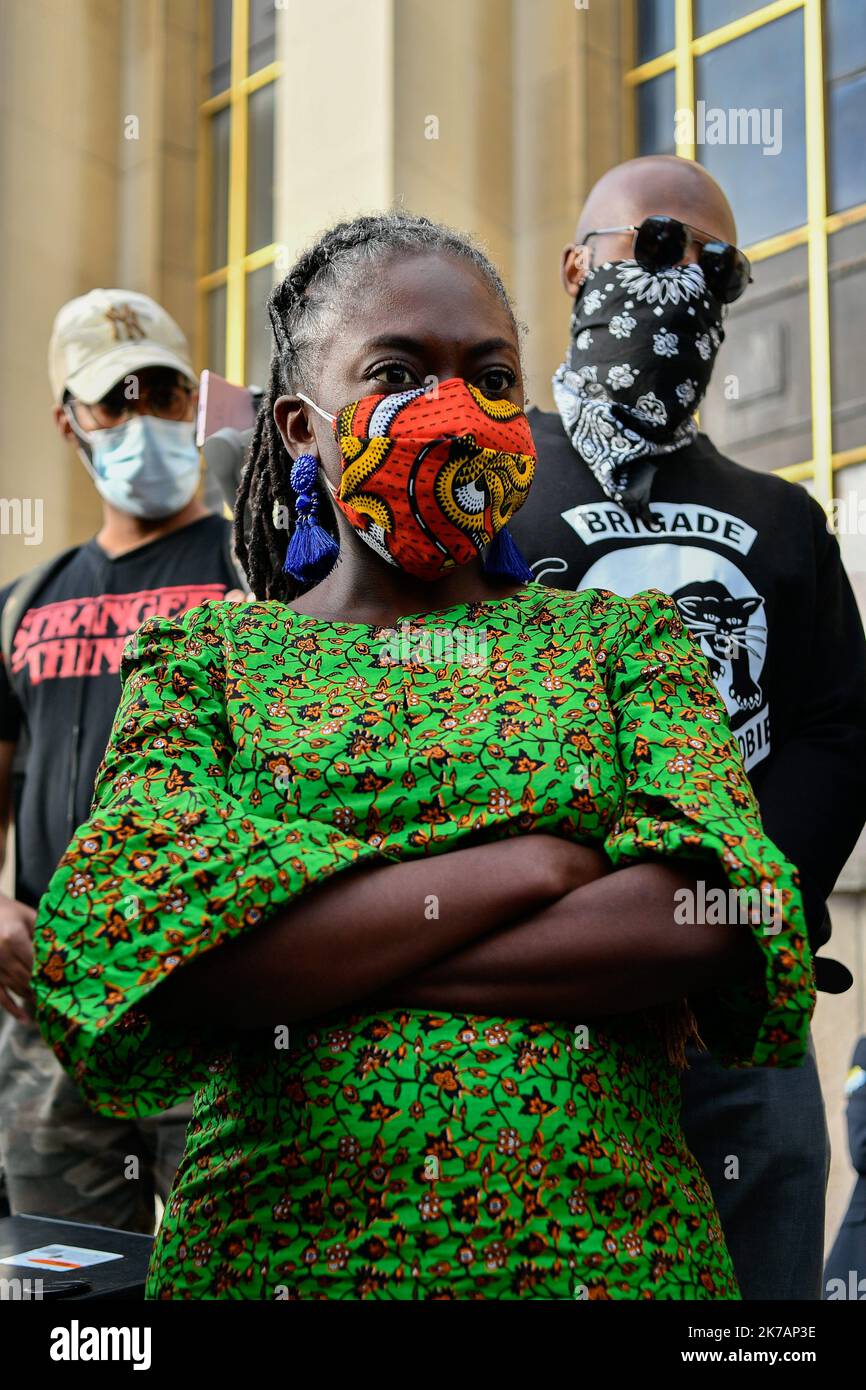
[553,259,725,518]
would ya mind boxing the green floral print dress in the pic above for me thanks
[33,586,814,1300]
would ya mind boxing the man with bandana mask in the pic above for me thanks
[510,155,866,1301]
[0,289,245,1229]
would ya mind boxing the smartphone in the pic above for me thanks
[196,370,260,448]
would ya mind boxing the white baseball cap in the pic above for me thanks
[48,288,196,403]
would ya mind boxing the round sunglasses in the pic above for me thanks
[581,213,753,304]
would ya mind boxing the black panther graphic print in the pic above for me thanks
[673,581,766,712]
[551,530,772,774]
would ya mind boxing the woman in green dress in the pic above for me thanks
[33,213,813,1300]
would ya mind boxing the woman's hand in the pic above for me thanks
[534,837,611,898]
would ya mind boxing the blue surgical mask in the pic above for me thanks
[67,412,201,519]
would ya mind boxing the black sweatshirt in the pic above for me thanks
[511,408,866,972]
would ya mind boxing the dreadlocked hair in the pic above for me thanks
[233,210,521,601]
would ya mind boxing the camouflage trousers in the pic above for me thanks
[0,1015,191,1235]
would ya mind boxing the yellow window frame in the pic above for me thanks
[197,0,284,384]
[625,0,866,506]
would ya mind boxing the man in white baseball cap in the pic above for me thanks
[0,289,244,1232]
[49,289,203,522]
[48,288,198,406]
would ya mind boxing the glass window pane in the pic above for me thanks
[247,81,276,253]
[209,0,232,96]
[209,106,231,271]
[207,285,228,379]
[826,0,866,213]
[636,70,676,155]
[834,465,866,627]
[830,223,866,454]
[245,264,277,390]
[826,0,866,82]
[249,0,277,73]
[700,245,812,472]
[828,72,866,213]
[695,12,806,246]
[636,0,674,64]
[695,0,763,37]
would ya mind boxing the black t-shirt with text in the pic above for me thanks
[511,408,866,955]
[0,514,236,905]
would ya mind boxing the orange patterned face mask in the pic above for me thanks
[299,378,536,581]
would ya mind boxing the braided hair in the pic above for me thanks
[233,211,520,601]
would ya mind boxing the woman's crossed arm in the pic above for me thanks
[146,838,750,1027]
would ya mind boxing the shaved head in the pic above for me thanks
[560,155,739,301]
[575,156,737,245]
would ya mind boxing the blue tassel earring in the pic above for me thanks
[483,525,534,583]
[282,453,340,585]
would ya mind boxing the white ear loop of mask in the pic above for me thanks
[63,403,100,482]
[295,392,339,498]
[297,391,337,424]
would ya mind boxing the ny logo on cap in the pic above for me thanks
[104,304,146,342]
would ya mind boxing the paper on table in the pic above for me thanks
[2,1243,123,1270]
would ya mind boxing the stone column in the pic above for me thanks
[0,0,123,577]
[275,0,395,264]
[117,0,201,340]
[512,0,627,410]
